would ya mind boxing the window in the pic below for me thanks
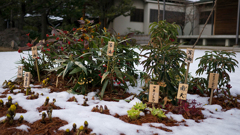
[150,9,161,22]
[199,11,212,24]
[150,9,185,25]
[130,9,144,22]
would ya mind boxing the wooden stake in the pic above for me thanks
[35,59,40,82]
[184,62,190,84]
[56,77,59,87]
[152,103,155,108]
[210,88,214,105]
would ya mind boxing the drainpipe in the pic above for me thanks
[211,0,215,35]
[192,3,194,35]
[235,0,240,46]
[163,0,165,20]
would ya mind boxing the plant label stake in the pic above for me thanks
[208,73,219,105]
[177,83,189,100]
[17,66,23,78]
[107,41,114,56]
[149,84,159,107]
[23,72,31,88]
[184,48,195,83]
[11,40,14,49]
[31,46,38,59]
[84,40,89,49]
[31,46,40,82]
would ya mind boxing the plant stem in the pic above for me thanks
[35,59,40,82]
[184,62,190,84]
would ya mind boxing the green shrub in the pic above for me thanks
[195,50,238,96]
[141,20,186,104]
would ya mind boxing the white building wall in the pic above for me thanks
[112,0,144,35]
[199,24,212,35]
[143,3,149,34]
[184,5,200,35]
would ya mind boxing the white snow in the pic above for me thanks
[15,124,30,132]
[0,49,240,135]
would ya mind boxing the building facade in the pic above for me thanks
[110,0,214,36]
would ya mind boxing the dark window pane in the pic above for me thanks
[130,9,144,22]
[200,11,212,24]
[150,9,185,24]
[150,9,162,22]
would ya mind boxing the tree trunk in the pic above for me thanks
[41,11,47,40]
[0,13,5,31]
[19,3,26,30]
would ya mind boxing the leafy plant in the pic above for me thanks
[188,77,206,94]
[133,102,147,111]
[141,20,186,104]
[127,107,141,120]
[6,104,16,125]
[195,50,238,96]
[170,99,203,119]
[149,107,166,119]
[16,51,52,79]
[17,18,140,98]
[96,28,139,99]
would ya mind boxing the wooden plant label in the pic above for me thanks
[84,40,89,46]
[17,66,23,78]
[177,83,189,100]
[185,48,195,63]
[208,73,219,89]
[149,84,159,103]
[23,72,31,88]
[31,46,38,59]
[107,41,114,56]
[11,40,14,48]
[84,40,89,49]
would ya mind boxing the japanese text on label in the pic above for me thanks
[177,84,189,100]
[185,48,195,63]
[149,84,160,103]
[23,72,31,88]
[107,41,114,56]
[31,46,38,59]
[17,66,23,78]
[208,73,219,89]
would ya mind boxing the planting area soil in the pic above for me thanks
[0,73,240,134]
[1,81,240,134]
[0,104,27,117]
[210,97,240,111]
[36,103,63,112]
[0,117,70,135]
